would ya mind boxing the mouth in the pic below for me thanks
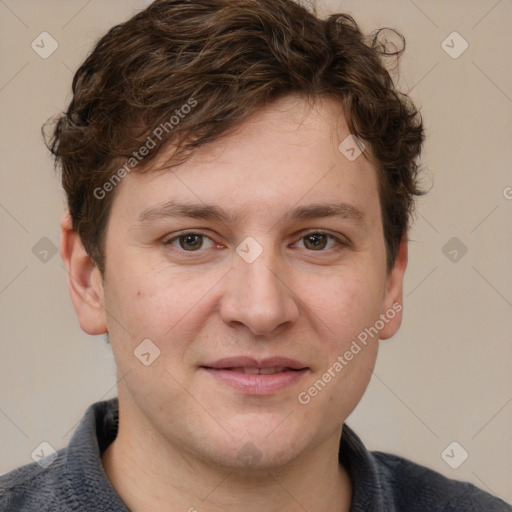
[213,366,301,375]
[200,357,309,395]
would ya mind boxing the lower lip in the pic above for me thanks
[201,368,309,395]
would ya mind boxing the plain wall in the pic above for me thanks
[0,0,510,504]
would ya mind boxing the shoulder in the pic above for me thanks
[372,450,511,511]
[0,449,77,512]
[0,399,122,512]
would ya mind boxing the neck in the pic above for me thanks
[101,400,353,512]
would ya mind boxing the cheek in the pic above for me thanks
[314,267,383,411]
[104,260,222,354]
[301,274,381,420]
[300,265,384,348]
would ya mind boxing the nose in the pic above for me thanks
[219,246,300,337]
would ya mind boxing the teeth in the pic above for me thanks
[238,367,287,375]
[227,367,290,375]
[242,367,260,375]
[259,367,286,375]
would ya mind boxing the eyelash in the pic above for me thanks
[162,230,348,254]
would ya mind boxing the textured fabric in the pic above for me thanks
[1,398,510,511]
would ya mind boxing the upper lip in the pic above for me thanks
[201,356,308,370]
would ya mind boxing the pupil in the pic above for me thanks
[306,234,326,250]
[178,234,327,251]
[181,234,202,251]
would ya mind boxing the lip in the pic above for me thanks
[202,356,308,370]
[200,356,309,395]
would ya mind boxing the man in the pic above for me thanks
[1,0,510,510]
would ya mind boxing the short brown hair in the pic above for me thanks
[45,0,425,275]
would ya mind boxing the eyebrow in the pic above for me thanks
[137,200,367,227]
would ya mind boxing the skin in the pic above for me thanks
[61,93,407,512]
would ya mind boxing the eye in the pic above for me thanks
[162,230,347,254]
[294,231,345,251]
[164,232,215,251]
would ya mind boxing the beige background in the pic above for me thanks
[0,0,511,504]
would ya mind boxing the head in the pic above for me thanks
[52,0,424,471]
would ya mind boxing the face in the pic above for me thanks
[81,94,406,470]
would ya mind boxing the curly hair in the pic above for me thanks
[44,0,425,275]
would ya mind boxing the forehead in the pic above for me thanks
[112,94,381,227]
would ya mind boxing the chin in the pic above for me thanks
[208,442,302,473]
[197,413,311,471]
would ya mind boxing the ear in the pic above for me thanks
[60,212,108,335]
[379,236,408,340]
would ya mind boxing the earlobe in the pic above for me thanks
[379,236,408,340]
[60,213,108,336]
